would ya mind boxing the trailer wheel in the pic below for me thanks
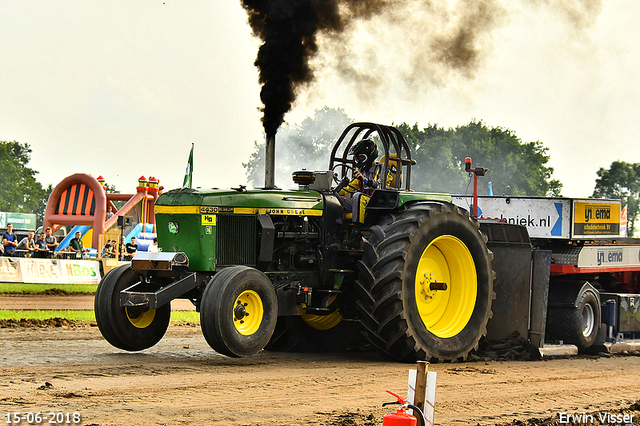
[546,283,600,350]
[357,203,494,362]
[200,266,278,357]
[95,265,171,351]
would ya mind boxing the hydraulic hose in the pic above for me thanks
[406,404,426,426]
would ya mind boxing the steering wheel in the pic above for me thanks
[331,163,355,186]
[331,163,357,209]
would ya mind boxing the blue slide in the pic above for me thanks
[124,223,156,251]
[124,223,153,243]
[54,223,156,255]
[55,225,98,258]
[55,225,91,252]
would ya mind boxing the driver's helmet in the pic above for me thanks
[350,139,378,170]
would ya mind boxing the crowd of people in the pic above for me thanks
[99,236,142,260]
[1,224,61,258]
[1,223,156,260]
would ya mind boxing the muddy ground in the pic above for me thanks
[1,295,639,426]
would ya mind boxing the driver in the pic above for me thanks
[340,139,391,224]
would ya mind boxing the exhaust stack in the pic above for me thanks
[265,134,275,189]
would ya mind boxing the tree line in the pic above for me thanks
[1,107,637,234]
[244,107,638,234]
[0,141,51,226]
[244,107,562,197]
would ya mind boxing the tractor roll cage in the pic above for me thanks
[328,122,415,191]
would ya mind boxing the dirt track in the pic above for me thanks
[1,296,640,425]
[0,294,195,311]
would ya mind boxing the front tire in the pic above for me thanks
[95,265,171,351]
[200,266,278,357]
[357,203,494,362]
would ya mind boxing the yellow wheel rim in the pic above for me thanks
[126,307,156,329]
[414,235,477,338]
[233,290,264,336]
[301,311,342,330]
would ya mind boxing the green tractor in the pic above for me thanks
[95,122,495,362]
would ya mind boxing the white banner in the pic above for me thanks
[19,259,63,283]
[0,258,102,284]
[452,196,571,239]
[0,257,22,282]
[59,260,101,284]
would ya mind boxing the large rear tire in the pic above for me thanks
[200,266,278,357]
[356,203,494,362]
[95,265,171,351]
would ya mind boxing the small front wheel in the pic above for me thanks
[200,266,278,357]
[95,265,171,351]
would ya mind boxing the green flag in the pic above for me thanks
[182,144,194,188]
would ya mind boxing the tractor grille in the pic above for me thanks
[216,215,257,266]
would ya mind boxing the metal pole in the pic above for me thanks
[265,135,275,189]
[473,171,479,219]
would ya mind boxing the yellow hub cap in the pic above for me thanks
[126,307,156,329]
[415,235,477,338]
[233,290,264,336]
[301,311,342,330]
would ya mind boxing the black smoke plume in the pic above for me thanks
[241,0,390,138]
[241,0,602,138]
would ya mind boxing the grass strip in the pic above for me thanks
[0,309,200,323]
[0,283,97,294]
[0,309,96,322]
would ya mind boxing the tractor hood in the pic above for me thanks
[154,187,324,271]
[156,187,324,213]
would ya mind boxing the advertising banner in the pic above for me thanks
[577,245,640,269]
[572,199,621,238]
[0,257,22,282]
[59,260,101,284]
[0,258,102,285]
[19,259,64,284]
[451,196,571,239]
[0,212,37,230]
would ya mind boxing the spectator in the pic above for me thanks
[118,236,126,260]
[100,239,110,258]
[68,231,89,259]
[100,239,116,259]
[44,227,59,252]
[17,231,36,258]
[35,233,48,258]
[124,236,138,260]
[2,223,18,257]
[148,237,159,252]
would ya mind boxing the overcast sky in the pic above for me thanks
[1,1,639,198]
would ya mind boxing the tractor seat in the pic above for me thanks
[379,155,401,189]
